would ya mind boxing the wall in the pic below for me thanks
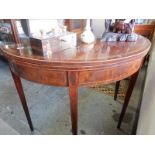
[27,19,106,39]
[28,19,64,34]
[91,19,105,38]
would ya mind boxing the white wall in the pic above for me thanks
[91,19,105,38]
[27,19,106,38]
[29,19,64,34]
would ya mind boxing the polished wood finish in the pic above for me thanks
[134,24,155,41]
[65,19,85,37]
[117,70,140,129]
[7,19,34,131]
[68,71,79,135]
[9,66,34,131]
[114,24,155,100]
[131,68,147,134]
[1,36,151,134]
[114,81,120,101]
[134,24,155,62]
[114,24,155,128]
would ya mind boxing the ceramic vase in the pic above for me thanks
[80,19,95,44]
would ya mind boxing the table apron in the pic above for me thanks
[9,58,143,87]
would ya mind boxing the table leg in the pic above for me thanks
[114,81,120,101]
[9,67,34,132]
[68,72,78,135]
[117,70,139,129]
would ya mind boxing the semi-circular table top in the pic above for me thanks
[0,35,151,87]
[1,36,151,70]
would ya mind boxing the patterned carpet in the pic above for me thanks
[90,80,129,101]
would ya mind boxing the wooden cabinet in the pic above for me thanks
[65,19,85,37]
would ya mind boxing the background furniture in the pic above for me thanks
[65,19,85,37]
[0,19,14,43]
[134,24,155,41]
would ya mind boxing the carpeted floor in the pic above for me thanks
[90,79,129,101]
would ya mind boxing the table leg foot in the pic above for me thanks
[9,67,34,131]
[68,72,78,135]
[117,71,139,129]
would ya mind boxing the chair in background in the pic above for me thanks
[115,24,155,129]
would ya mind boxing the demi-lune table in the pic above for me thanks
[1,36,151,134]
